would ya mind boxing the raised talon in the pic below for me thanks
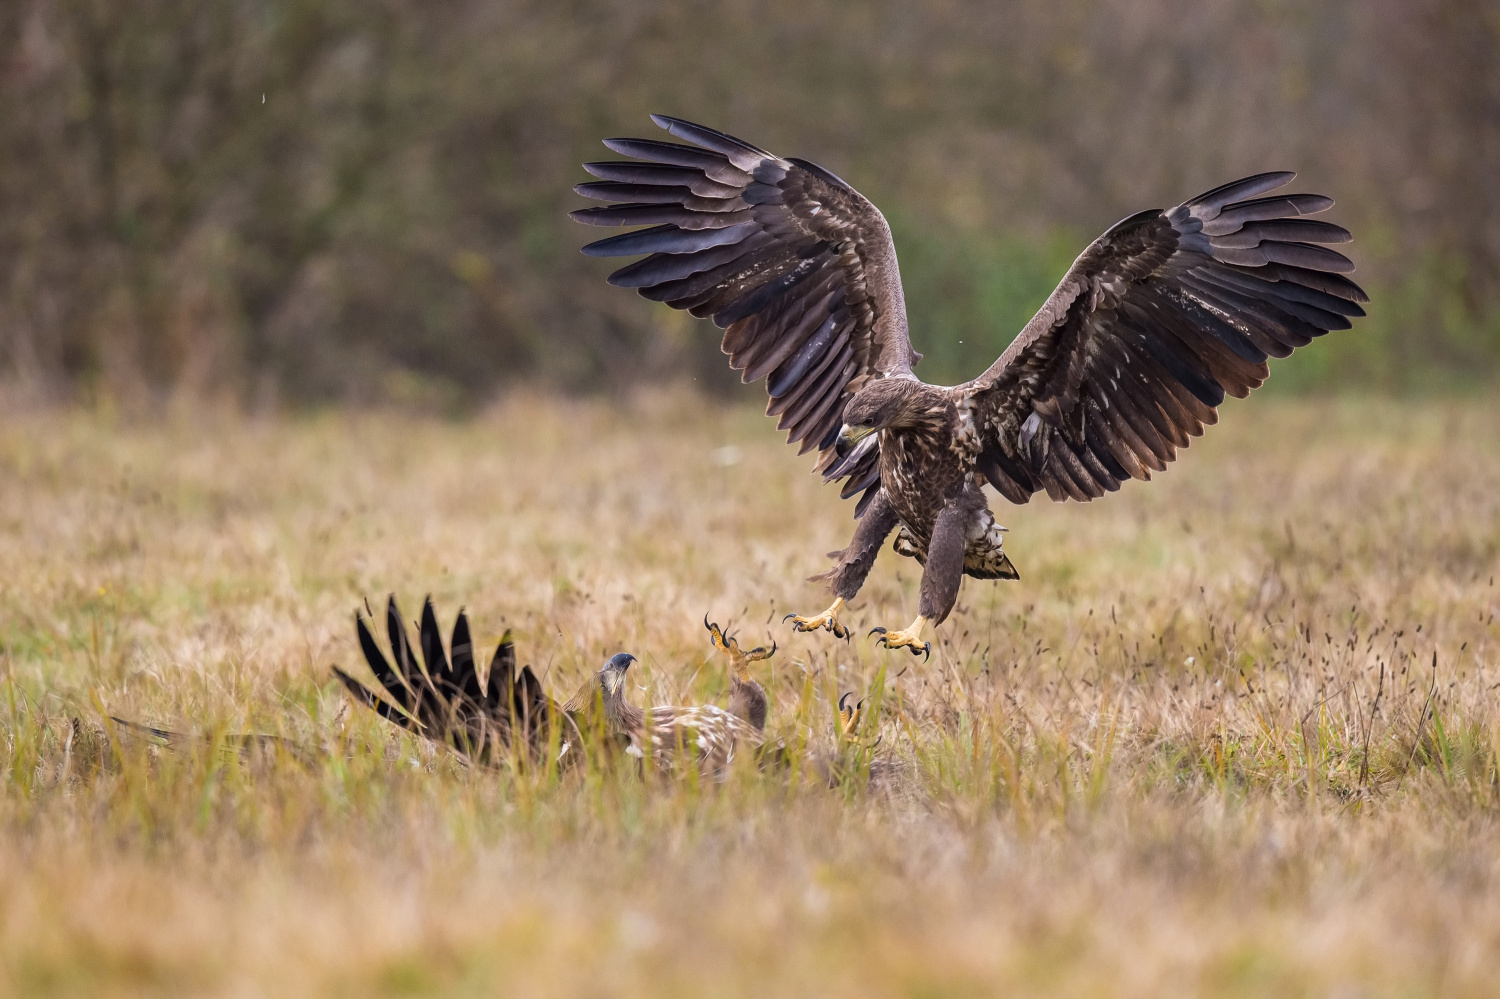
[706,616,776,667]
[784,597,849,640]
[871,616,931,661]
[838,692,865,740]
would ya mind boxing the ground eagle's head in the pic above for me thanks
[560,651,641,730]
[839,378,948,446]
[594,652,636,701]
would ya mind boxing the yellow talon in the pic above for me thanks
[838,692,863,741]
[870,616,930,660]
[705,617,775,681]
[784,597,849,640]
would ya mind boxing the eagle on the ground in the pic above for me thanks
[553,619,774,777]
[111,595,893,788]
[572,117,1368,656]
[335,596,775,778]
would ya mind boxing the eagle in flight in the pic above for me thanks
[572,117,1366,656]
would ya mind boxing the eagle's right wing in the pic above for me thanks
[573,116,918,516]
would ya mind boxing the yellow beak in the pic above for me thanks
[839,423,874,447]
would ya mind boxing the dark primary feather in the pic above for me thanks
[1198,194,1334,234]
[962,171,1367,505]
[570,116,917,509]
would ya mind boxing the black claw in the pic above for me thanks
[704,613,713,633]
[868,627,887,638]
[920,643,931,662]
[782,613,797,624]
[767,640,777,657]
[839,692,851,712]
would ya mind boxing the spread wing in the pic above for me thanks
[572,116,918,515]
[336,595,576,766]
[960,173,1367,504]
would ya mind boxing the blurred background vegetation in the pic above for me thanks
[1,0,1496,408]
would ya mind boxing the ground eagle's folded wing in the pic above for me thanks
[572,115,918,515]
[958,173,1367,504]
[644,703,765,774]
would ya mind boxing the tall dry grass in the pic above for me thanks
[1,392,1499,996]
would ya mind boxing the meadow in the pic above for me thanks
[1,392,1498,997]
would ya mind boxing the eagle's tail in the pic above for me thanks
[892,518,1020,582]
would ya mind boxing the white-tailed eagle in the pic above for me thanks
[573,117,1367,657]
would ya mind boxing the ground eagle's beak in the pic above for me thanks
[839,423,874,448]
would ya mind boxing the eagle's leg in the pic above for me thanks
[873,492,974,659]
[788,491,899,640]
[706,618,773,731]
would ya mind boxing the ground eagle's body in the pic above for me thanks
[574,117,1367,654]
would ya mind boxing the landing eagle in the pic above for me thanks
[573,117,1367,656]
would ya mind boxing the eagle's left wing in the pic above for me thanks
[958,173,1367,504]
[337,596,577,766]
[571,116,919,516]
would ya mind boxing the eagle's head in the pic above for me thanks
[560,651,642,728]
[596,652,636,700]
[840,378,947,446]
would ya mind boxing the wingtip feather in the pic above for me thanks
[1190,172,1298,218]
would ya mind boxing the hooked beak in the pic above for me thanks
[839,423,874,448]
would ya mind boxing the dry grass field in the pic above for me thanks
[2,392,1499,997]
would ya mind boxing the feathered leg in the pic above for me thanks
[873,493,973,658]
[788,490,899,639]
[918,497,971,626]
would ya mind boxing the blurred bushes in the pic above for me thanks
[1,0,1497,406]
[890,217,1084,384]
